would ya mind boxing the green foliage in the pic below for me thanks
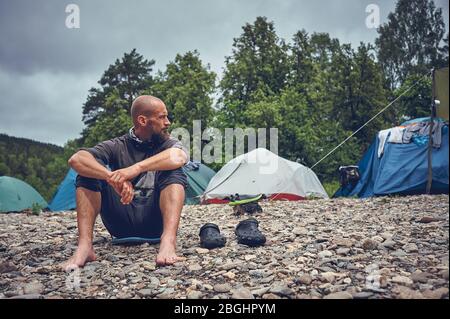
[31,202,43,215]
[395,74,433,121]
[82,49,155,131]
[219,17,290,125]
[376,0,447,88]
[323,180,341,198]
[151,50,217,131]
[0,134,65,201]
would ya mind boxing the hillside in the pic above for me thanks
[0,134,66,201]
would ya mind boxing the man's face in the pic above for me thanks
[147,103,171,141]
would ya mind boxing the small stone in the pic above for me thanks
[336,248,350,255]
[352,292,374,299]
[244,254,257,261]
[23,282,45,295]
[321,272,336,283]
[195,248,209,254]
[0,262,17,273]
[382,239,397,249]
[418,216,439,223]
[391,276,413,287]
[251,287,270,297]
[137,289,154,297]
[440,269,449,280]
[391,249,407,257]
[297,274,312,285]
[262,293,281,299]
[403,243,418,253]
[323,292,353,299]
[188,264,202,272]
[318,250,333,258]
[231,288,254,299]
[141,262,156,271]
[393,286,424,299]
[422,288,448,299]
[343,278,352,284]
[371,236,384,243]
[223,272,236,280]
[269,283,294,297]
[187,290,203,299]
[362,239,378,251]
[379,232,393,240]
[9,294,42,299]
[411,271,429,283]
[213,283,232,293]
[292,227,307,235]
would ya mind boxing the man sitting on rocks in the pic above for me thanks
[62,95,188,270]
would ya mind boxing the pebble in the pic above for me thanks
[0,194,446,299]
[323,291,353,299]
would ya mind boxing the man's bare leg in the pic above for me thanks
[156,183,185,266]
[62,187,101,271]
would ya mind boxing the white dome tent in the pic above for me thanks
[202,148,328,204]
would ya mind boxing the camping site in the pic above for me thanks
[0,0,448,306]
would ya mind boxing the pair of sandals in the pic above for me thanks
[199,218,266,249]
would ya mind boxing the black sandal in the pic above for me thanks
[235,218,266,247]
[199,223,226,249]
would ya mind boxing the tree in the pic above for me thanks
[219,16,290,125]
[151,50,216,132]
[82,49,155,129]
[375,0,447,89]
[329,43,389,145]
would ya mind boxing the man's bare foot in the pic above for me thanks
[156,236,185,266]
[62,244,96,271]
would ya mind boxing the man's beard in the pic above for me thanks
[151,129,170,145]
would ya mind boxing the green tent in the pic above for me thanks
[183,162,216,205]
[0,176,48,213]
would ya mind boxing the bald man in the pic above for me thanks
[63,95,188,270]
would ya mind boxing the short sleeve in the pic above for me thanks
[80,139,117,166]
[159,137,189,159]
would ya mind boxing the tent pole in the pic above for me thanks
[426,68,436,194]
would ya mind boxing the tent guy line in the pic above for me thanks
[311,70,432,169]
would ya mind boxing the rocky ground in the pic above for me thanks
[0,194,448,299]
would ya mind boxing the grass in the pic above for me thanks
[323,180,341,198]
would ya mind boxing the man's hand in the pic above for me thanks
[120,181,134,205]
[108,165,141,189]
[110,180,135,205]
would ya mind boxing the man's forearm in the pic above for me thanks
[135,148,187,174]
[68,150,111,180]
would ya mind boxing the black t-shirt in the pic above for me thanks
[82,134,187,197]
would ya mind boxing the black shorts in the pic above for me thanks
[75,168,187,239]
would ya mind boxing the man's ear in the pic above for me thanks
[137,115,147,126]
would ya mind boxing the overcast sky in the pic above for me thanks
[0,0,448,146]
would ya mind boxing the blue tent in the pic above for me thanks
[48,162,215,211]
[334,118,449,198]
[47,168,77,211]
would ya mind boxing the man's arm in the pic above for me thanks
[68,150,112,180]
[108,148,187,186]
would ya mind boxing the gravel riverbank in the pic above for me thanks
[0,194,448,299]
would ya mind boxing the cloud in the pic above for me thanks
[0,67,93,145]
[0,0,448,145]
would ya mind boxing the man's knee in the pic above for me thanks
[76,187,102,213]
[160,183,185,202]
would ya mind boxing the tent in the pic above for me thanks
[48,162,216,211]
[0,176,48,213]
[334,118,449,198]
[202,148,329,204]
[183,161,216,205]
[47,168,77,211]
